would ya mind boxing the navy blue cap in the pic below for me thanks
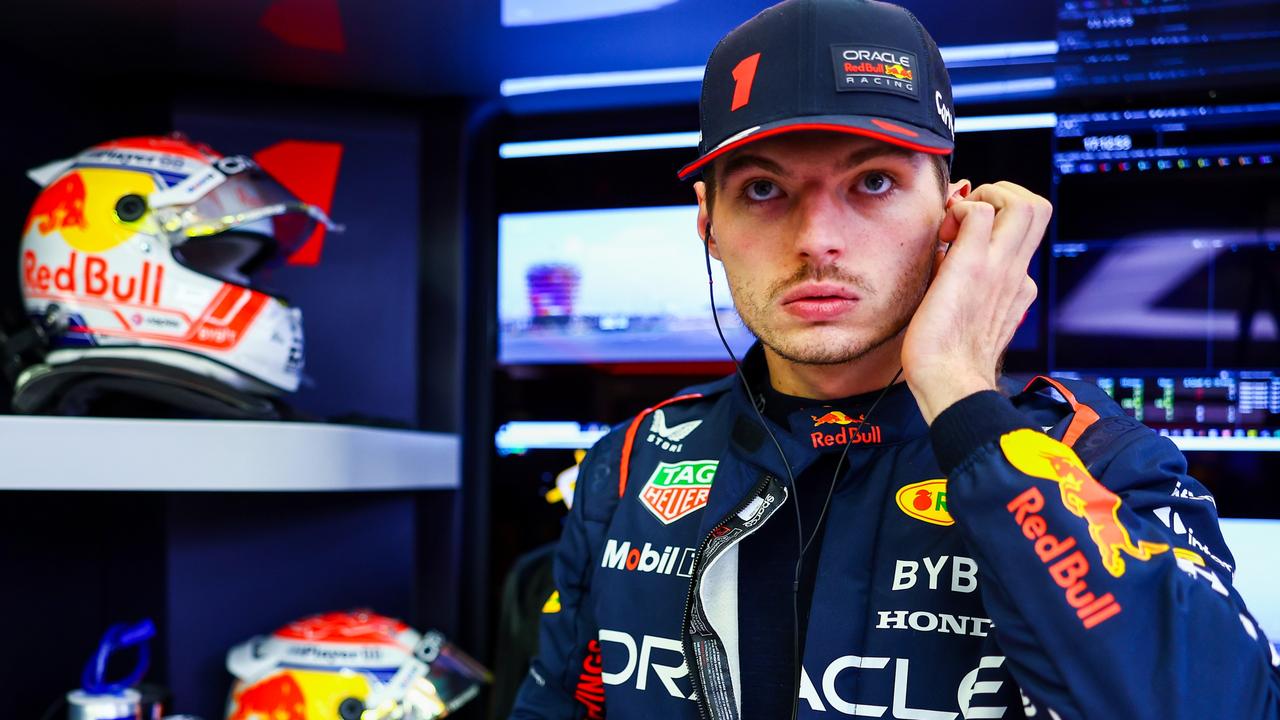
[679,0,955,180]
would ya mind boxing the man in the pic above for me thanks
[510,1,1280,718]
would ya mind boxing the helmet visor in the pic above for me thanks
[151,157,342,257]
[364,631,493,719]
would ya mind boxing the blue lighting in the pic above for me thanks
[501,67,705,97]
[501,40,1058,97]
[951,76,1056,99]
[938,40,1058,64]
[502,0,677,27]
[956,113,1057,132]
[498,113,1058,158]
[500,132,701,158]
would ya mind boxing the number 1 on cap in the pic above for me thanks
[731,53,762,112]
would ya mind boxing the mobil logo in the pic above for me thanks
[601,538,696,578]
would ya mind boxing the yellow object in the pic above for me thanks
[895,478,953,526]
[1000,428,1168,578]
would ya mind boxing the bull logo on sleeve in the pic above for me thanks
[1001,428,1169,578]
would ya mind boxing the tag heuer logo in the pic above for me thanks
[639,460,717,525]
[646,409,702,453]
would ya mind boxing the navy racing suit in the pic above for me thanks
[510,345,1280,719]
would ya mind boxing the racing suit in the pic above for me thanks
[510,345,1280,719]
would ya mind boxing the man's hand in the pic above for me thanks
[902,181,1052,424]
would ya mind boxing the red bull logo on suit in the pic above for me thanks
[1001,428,1170,630]
[810,411,881,448]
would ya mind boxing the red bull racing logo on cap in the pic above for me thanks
[639,460,717,525]
[830,45,919,98]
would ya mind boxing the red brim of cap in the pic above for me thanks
[677,115,953,180]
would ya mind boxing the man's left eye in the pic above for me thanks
[745,179,781,201]
[859,172,894,195]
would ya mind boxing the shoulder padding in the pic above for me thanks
[617,391,710,498]
[675,373,738,399]
[1016,375,1140,461]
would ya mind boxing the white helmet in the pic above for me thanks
[226,610,491,720]
[14,135,339,415]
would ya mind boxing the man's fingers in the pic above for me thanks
[937,199,994,247]
[960,182,1052,275]
[994,181,1052,269]
[966,183,1034,255]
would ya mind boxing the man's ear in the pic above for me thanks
[694,180,721,260]
[945,178,972,208]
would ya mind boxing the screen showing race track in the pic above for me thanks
[498,206,754,364]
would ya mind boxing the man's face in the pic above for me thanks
[696,132,957,367]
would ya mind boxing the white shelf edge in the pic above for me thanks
[0,416,459,492]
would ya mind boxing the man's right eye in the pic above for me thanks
[744,179,781,201]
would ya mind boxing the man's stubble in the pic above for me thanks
[726,237,938,368]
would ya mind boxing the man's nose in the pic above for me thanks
[792,193,848,262]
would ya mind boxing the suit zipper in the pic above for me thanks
[681,472,780,720]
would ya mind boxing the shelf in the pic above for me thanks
[0,416,459,491]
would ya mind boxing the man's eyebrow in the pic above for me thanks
[840,144,920,169]
[718,153,790,186]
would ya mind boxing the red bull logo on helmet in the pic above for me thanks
[24,168,158,253]
[228,669,371,720]
[228,673,306,720]
[23,251,164,307]
[25,173,87,236]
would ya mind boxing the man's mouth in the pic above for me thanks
[780,283,860,320]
